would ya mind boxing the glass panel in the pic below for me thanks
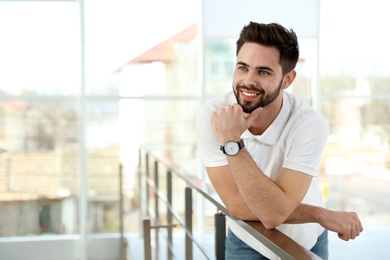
[119,98,199,172]
[85,100,121,234]
[0,2,80,96]
[321,76,390,96]
[0,98,79,236]
[291,38,318,104]
[321,98,390,226]
[0,97,123,235]
[320,0,390,229]
[320,1,390,80]
[204,39,236,97]
[117,25,199,97]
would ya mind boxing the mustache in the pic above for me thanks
[237,85,265,94]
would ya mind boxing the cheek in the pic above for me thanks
[231,76,241,88]
[263,79,280,90]
[232,72,246,86]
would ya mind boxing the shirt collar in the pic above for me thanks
[241,92,291,145]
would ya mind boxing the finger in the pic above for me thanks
[356,224,363,236]
[350,229,356,240]
[338,232,350,241]
[245,107,263,126]
[358,220,364,233]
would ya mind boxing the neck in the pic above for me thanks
[249,95,283,135]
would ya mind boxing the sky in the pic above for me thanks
[0,0,198,95]
[0,0,389,96]
[319,0,390,76]
[0,2,81,95]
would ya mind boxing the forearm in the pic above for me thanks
[228,150,286,205]
[226,148,307,228]
[285,204,364,241]
[284,204,324,224]
[231,202,325,225]
[229,202,321,224]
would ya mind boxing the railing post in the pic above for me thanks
[167,170,173,260]
[119,164,127,260]
[154,160,159,256]
[145,153,150,216]
[143,218,152,260]
[138,147,319,260]
[215,211,226,260]
[185,187,193,260]
[138,148,143,227]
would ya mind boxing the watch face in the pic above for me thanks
[224,141,239,155]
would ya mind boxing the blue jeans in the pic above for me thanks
[225,228,329,260]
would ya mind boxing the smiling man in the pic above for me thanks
[196,22,363,259]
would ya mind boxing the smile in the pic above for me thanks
[242,91,257,97]
[240,90,260,100]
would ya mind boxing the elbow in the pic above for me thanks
[260,204,294,229]
[226,203,254,220]
[261,219,281,229]
[227,205,245,219]
[228,206,287,228]
[225,201,290,227]
[260,214,287,229]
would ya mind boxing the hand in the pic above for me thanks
[210,104,262,144]
[319,209,363,241]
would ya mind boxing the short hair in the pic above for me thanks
[236,22,300,75]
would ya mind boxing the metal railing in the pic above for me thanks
[138,145,321,260]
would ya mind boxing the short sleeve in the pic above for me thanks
[195,103,229,168]
[283,117,329,177]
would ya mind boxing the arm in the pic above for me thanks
[207,155,312,229]
[288,204,363,241]
[209,105,312,228]
[207,165,363,241]
[208,104,363,239]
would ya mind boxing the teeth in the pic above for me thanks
[243,91,257,97]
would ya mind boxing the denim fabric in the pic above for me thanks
[225,228,329,260]
[310,229,329,260]
[225,228,269,260]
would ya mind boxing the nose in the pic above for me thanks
[243,70,258,87]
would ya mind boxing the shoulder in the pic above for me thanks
[285,92,329,134]
[286,92,327,123]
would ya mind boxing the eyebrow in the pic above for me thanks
[236,61,274,72]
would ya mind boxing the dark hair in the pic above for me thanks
[236,22,299,75]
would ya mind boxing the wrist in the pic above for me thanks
[218,137,242,146]
[220,139,245,156]
[312,206,326,225]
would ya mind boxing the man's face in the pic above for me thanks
[233,42,285,113]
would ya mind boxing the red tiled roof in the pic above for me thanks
[131,24,198,62]
[3,100,29,110]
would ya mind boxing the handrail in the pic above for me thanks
[138,145,322,260]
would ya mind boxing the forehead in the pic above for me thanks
[237,42,281,71]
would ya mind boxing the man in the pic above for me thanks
[196,22,363,259]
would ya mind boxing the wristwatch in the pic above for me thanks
[220,139,245,156]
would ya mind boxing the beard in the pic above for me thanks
[234,79,283,113]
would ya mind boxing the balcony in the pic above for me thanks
[1,146,390,259]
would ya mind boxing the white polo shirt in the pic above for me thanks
[196,91,329,259]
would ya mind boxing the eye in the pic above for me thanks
[238,66,248,71]
[258,70,270,75]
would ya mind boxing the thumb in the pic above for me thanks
[245,107,263,127]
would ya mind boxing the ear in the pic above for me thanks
[282,70,296,89]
